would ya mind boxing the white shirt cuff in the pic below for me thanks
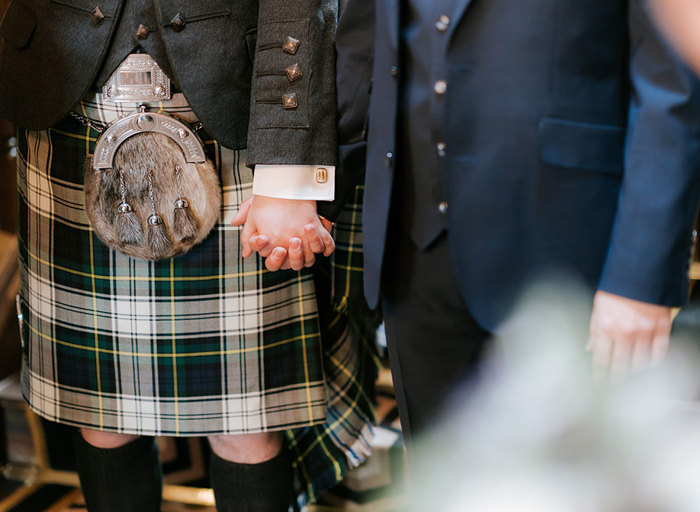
[253,165,335,201]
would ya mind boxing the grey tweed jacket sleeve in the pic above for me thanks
[246,0,338,167]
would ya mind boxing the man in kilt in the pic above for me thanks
[0,0,377,510]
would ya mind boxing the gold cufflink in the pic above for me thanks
[283,36,301,55]
[285,63,303,82]
[315,168,328,184]
[282,93,298,109]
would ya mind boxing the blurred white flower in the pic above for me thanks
[406,276,700,512]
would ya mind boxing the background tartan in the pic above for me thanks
[16,93,378,499]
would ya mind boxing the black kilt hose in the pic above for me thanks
[16,93,378,500]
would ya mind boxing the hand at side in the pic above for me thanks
[587,290,672,382]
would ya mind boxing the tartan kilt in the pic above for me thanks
[16,92,378,499]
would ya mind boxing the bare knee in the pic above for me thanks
[208,432,283,464]
[80,428,140,449]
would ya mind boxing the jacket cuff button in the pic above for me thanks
[283,36,301,55]
[285,63,304,82]
[282,93,298,109]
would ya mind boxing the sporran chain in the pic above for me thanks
[69,112,105,133]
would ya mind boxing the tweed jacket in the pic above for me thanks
[0,0,337,165]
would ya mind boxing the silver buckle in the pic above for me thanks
[102,54,171,103]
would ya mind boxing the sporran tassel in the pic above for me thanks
[115,169,143,244]
[147,214,171,258]
[146,169,172,258]
[173,165,199,240]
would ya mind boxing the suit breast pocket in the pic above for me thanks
[539,117,626,176]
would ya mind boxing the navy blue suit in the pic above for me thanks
[330,0,700,435]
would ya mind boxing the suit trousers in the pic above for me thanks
[381,229,492,443]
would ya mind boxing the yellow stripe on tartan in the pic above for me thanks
[23,246,267,281]
[80,110,105,429]
[315,430,343,484]
[329,263,364,273]
[170,259,180,435]
[361,329,384,373]
[48,128,98,143]
[286,433,317,502]
[88,232,104,429]
[297,383,364,462]
[296,276,315,426]
[326,312,343,331]
[326,351,376,417]
[79,102,95,155]
[27,322,321,358]
[332,185,363,314]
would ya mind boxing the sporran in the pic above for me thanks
[83,55,221,261]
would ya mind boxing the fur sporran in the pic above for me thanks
[85,131,221,261]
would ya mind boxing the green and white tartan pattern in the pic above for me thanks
[17,93,378,499]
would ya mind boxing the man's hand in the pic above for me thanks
[232,196,335,271]
[587,290,672,382]
[650,0,700,76]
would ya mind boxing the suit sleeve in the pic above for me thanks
[317,0,375,221]
[597,0,700,306]
[246,0,338,167]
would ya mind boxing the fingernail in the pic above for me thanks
[291,239,301,249]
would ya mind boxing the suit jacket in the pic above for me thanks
[334,0,700,329]
[0,0,337,165]
[321,0,374,214]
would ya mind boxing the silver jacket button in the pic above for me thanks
[436,15,450,32]
[434,80,447,95]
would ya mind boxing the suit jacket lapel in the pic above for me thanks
[382,0,401,51]
[449,0,474,40]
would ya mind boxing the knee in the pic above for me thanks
[207,432,283,464]
[80,428,140,449]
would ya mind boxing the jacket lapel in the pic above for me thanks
[382,0,401,51]
[449,0,474,40]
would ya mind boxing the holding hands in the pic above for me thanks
[233,195,335,271]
